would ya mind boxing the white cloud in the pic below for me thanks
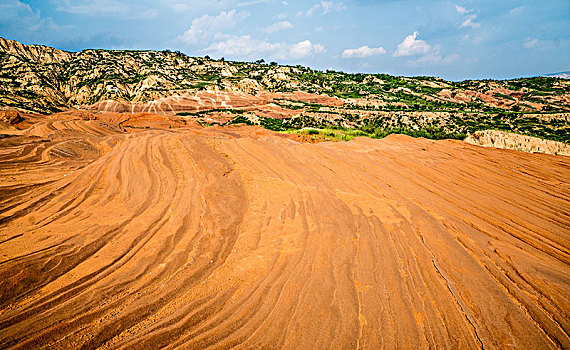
[509,6,525,15]
[455,5,480,29]
[290,40,325,58]
[406,44,458,66]
[524,38,538,48]
[305,4,319,15]
[204,35,324,60]
[301,1,346,16]
[320,1,334,13]
[177,10,249,44]
[393,31,431,57]
[461,14,480,29]
[393,33,457,66]
[341,45,386,58]
[265,21,294,33]
[172,3,190,12]
[205,36,279,57]
[277,12,287,19]
[455,5,468,14]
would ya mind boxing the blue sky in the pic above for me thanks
[0,0,568,80]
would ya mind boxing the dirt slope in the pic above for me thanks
[0,115,569,349]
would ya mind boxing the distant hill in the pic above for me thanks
[0,37,569,144]
[1,36,569,115]
[543,71,570,79]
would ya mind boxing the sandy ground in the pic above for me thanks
[0,113,569,349]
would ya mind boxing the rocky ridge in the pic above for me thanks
[2,37,570,115]
[1,37,569,148]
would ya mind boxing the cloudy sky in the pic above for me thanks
[1,0,568,80]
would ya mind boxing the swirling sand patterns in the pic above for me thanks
[0,119,569,349]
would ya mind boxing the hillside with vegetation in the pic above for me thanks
[1,36,569,144]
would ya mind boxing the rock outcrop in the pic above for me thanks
[465,129,570,156]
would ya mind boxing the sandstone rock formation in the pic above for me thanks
[465,129,570,156]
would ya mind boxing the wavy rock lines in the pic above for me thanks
[0,124,569,349]
[0,130,247,348]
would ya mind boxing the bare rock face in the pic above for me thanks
[465,129,570,156]
[220,64,238,77]
[0,37,73,63]
[0,110,23,125]
[83,90,273,115]
[236,78,262,95]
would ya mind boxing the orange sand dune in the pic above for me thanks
[0,115,569,349]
